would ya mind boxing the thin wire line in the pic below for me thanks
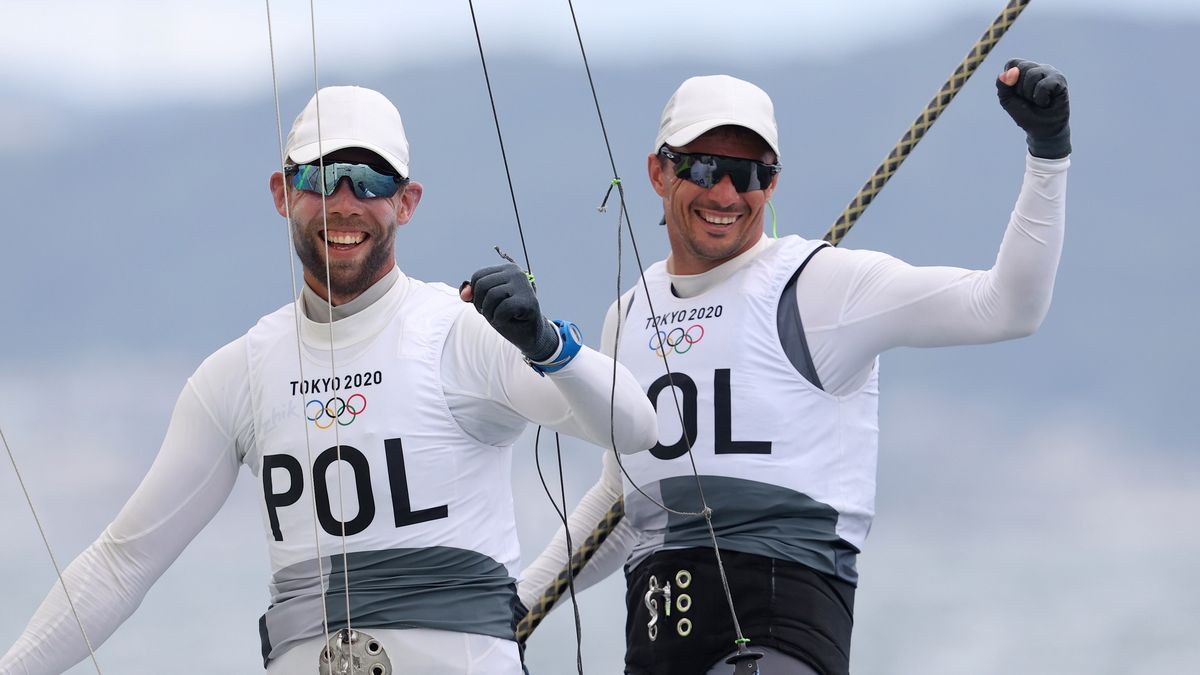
[467,2,586,667]
[1,425,103,674]
[609,185,750,646]
[553,433,585,675]
[533,429,585,675]
[602,187,745,643]
[566,1,698,518]
[564,0,704,518]
[467,0,534,278]
[305,0,354,638]
[604,184,699,518]
[566,0,751,649]
[566,8,707,518]
[263,0,333,648]
[565,1,619,177]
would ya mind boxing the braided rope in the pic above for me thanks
[516,499,625,642]
[824,0,1031,245]
[519,0,1032,643]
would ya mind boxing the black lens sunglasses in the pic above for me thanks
[657,146,781,193]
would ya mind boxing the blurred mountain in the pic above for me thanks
[1,11,1196,675]
[2,15,1194,442]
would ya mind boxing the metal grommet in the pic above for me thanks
[676,618,692,637]
[319,628,391,675]
[675,569,692,589]
[676,593,691,613]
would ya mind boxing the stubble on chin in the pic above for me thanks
[291,218,396,300]
[680,223,748,265]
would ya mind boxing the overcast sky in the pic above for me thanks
[2,2,1198,674]
[2,0,1199,107]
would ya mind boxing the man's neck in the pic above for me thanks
[302,267,401,322]
[668,235,773,299]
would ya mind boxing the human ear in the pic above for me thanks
[647,153,669,198]
[269,172,290,217]
[395,181,423,225]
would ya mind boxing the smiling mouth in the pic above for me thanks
[699,213,738,225]
[322,230,367,249]
[694,210,744,228]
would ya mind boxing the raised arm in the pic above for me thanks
[802,60,1070,395]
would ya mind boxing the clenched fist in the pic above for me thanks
[461,264,559,361]
[997,59,1070,159]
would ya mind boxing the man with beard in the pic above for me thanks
[520,60,1069,674]
[0,86,657,675]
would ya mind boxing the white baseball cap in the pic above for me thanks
[285,86,410,177]
[654,75,780,159]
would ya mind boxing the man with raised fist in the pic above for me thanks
[522,59,1070,675]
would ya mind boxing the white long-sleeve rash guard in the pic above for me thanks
[518,153,1069,609]
[0,272,658,675]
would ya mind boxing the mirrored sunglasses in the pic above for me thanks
[285,162,408,199]
[658,147,781,193]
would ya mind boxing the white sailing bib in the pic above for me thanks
[242,279,521,662]
[617,236,880,583]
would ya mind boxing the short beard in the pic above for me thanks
[677,213,756,264]
[291,215,396,301]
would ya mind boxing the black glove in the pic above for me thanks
[996,58,1071,159]
[468,263,559,361]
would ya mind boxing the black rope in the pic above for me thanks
[533,428,586,674]
[565,1,619,177]
[466,2,584,669]
[467,0,534,280]
[564,0,753,655]
[554,433,585,674]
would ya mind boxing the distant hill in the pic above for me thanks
[2,13,1193,436]
[1,12,1197,675]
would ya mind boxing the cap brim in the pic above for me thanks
[288,138,409,178]
[661,118,780,158]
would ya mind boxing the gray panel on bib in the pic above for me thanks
[654,476,859,583]
[260,547,516,665]
[776,243,827,390]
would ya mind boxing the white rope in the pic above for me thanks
[1,424,103,673]
[262,0,334,650]
[303,0,357,640]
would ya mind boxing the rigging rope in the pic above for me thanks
[517,1,759,665]
[467,0,536,283]
[519,0,1035,655]
[2,1,1034,672]
[825,0,1033,245]
[466,1,584,670]
[262,0,336,651]
[302,0,360,640]
[1,425,103,674]
[533,427,586,674]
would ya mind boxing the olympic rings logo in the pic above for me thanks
[649,324,704,356]
[306,394,367,429]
